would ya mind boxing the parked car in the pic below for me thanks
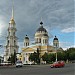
[50,61,65,68]
[0,61,12,66]
[16,60,23,67]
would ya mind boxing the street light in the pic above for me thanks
[54,43,58,62]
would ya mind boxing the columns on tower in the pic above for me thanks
[24,35,29,47]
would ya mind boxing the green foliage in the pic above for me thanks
[69,52,75,60]
[42,53,56,63]
[42,47,75,63]
[29,49,40,64]
[42,52,49,63]
[57,52,64,61]
[8,51,17,64]
[48,53,56,62]
[64,47,75,61]
[29,47,75,64]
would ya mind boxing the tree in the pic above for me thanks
[8,51,17,64]
[42,52,49,63]
[69,52,75,60]
[29,48,40,64]
[48,53,56,62]
[42,53,56,63]
[66,47,75,61]
[57,52,64,61]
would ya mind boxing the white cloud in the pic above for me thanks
[61,27,75,33]
[0,16,7,35]
[18,42,23,53]
[59,42,75,50]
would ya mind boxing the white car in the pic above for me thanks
[16,60,23,67]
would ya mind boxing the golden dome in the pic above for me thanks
[9,18,15,24]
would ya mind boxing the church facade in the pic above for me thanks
[21,21,61,64]
[3,1,63,64]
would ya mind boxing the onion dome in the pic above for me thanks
[36,21,47,32]
[25,35,29,39]
[53,36,58,40]
[9,18,15,24]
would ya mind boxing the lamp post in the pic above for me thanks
[53,36,59,62]
[55,45,57,62]
[55,43,58,62]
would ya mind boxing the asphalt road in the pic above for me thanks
[0,63,75,75]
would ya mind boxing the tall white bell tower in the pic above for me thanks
[4,0,19,61]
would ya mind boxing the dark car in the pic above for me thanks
[50,61,65,68]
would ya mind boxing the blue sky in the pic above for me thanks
[0,0,75,56]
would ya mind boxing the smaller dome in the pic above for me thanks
[25,35,29,39]
[9,18,15,24]
[53,36,58,40]
[40,21,43,25]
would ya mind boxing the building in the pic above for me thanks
[0,56,3,63]
[21,21,62,64]
[4,3,19,62]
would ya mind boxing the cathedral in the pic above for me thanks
[3,1,63,63]
[21,21,61,64]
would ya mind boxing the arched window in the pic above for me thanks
[13,32,15,35]
[24,43,25,46]
[28,43,29,46]
[45,39,47,43]
[9,32,10,35]
[14,40,16,45]
[8,40,9,45]
[26,43,27,46]
[39,38,41,43]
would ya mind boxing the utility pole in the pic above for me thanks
[55,43,58,62]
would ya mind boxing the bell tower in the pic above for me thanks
[24,35,29,47]
[4,0,19,61]
[53,36,59,48]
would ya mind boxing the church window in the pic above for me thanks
[20,58,21,60]
[14,40,16,45]
[13,32,15,35]
[24,43,25,46]
[39,38,41,43]
[26,43,27,46]
[45,39,47,43]
[9,32,10,35]
[8,40,9,45]
[43,40,44,44]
